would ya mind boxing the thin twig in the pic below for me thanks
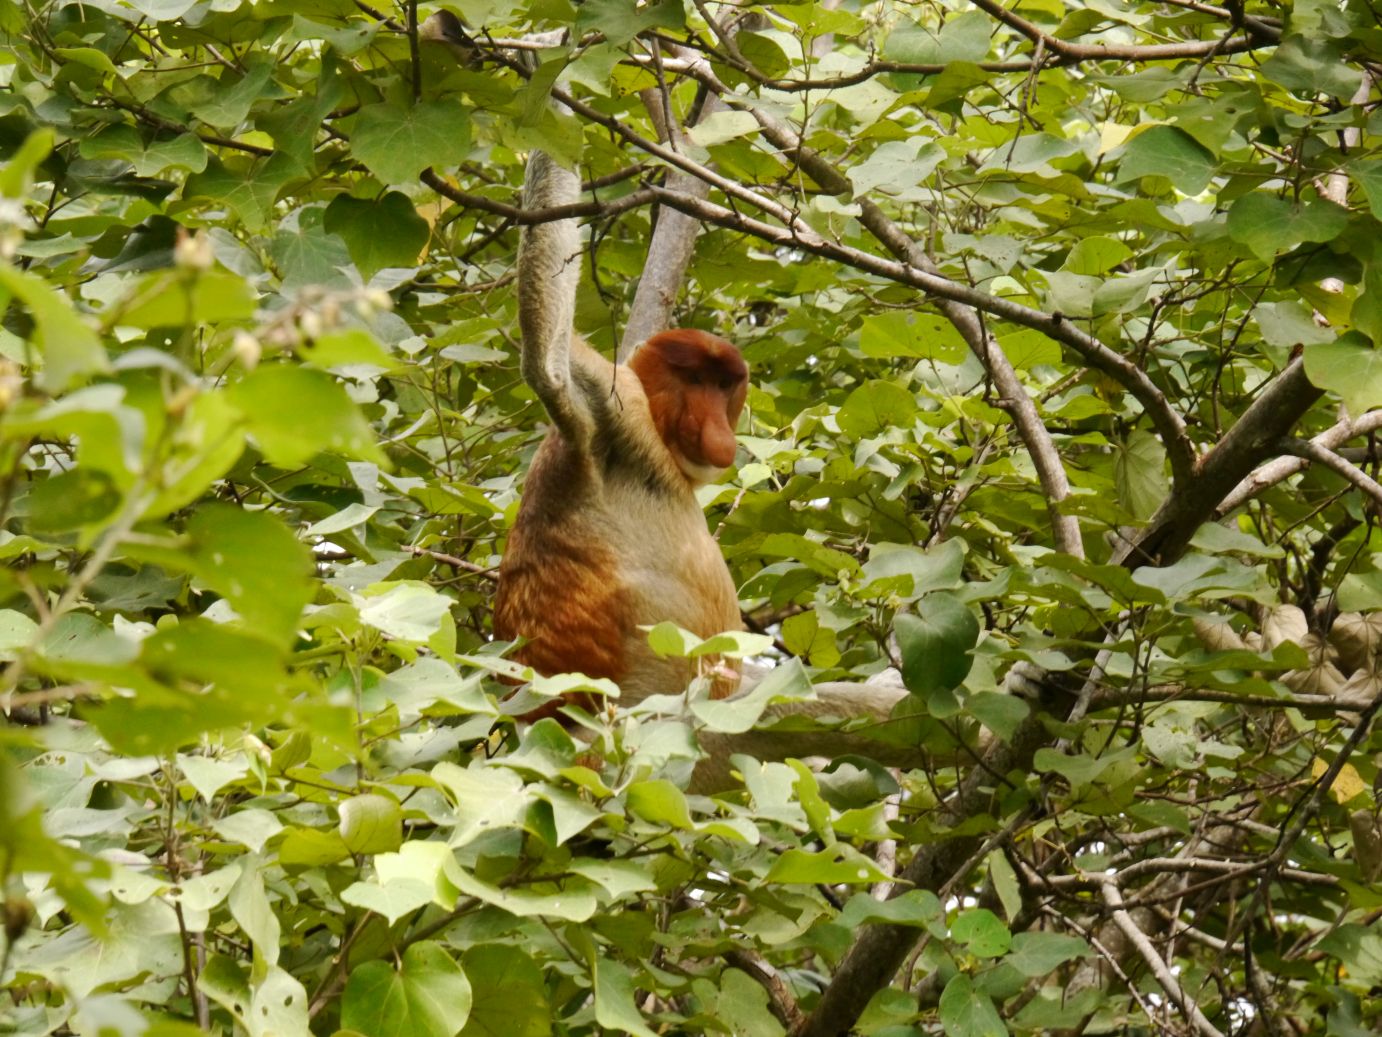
[1100,879,1227,1037]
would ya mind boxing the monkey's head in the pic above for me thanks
[630,329,748,485]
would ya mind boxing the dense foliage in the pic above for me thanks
[2,1,1381,1034]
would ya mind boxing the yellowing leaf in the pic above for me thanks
[1312,757,1367,804]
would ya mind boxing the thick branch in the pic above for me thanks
[644,7,1273,91]
[655,65,1195,489]
[619,50,727,360]
[647,183,1192,485]
[795,713,1049,1037]
[1277,437,1382,509]
[1115,359,1324,565]
[969,0,1274,58]
[1099,880,1227,1037]
[1218,410,1382,515]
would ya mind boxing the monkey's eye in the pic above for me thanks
[687,373,703,387]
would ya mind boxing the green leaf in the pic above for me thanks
[895,593,979,706]
[837,379,919,438]
[447,867,600,921]
[690,656,813,733]
[884,10,991,64]
[432,763,530,848]
[339,793,404,855]
[951,908,1012,958]
[862,539,965,598]
[1113,429,1167,520]
[0,609,38,660]
[183,156,291,232]
[1007,932,1091,977]
[300,329,398,370]
[0,264,108,391]
[1253,301,1334,349]
[736,32,791,79]
[1033,746,1136,789]
[81,622,294,755]
[1116,125,1215,194]
[836,889,942,929]
[342,942,473,1037]
[1352,159,1382,220]
[324,191,430,278]
[270,206,354,290]
[967,691,1030,741]
[341,877,435,924]
[988,851,1022,922]
[939,974,1007,1037]
[28,469,120,532]
[575,0,683,46]
[765,844,891,884]
[228,857,281,966]
[1226,193,1350,260]
[186,505,312,643]
[626,779,695,829]
[759,533,861,577]
[0,127,54,197]
[592,957,658,1037]
[1063,235,1133,276]
[177,753,248,803]
[80,127,208,177]
[228,364,384,466]
[847,139,945,197]
[1304,333,1382,416]
[188,60,274,130]
[1316,925,1382,987]
[119,270,255,329]
[277,829,348,868]
[859,311,967,363]
[1261,34,1363,99]
[686,110,760,148]
[351,101,472,184]
[355,583,454,643]
[459,945,551,1037]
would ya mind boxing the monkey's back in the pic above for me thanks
[494,416,741,703]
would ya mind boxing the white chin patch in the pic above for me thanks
[677,456,728,485]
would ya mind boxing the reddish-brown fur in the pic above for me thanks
[494,330,748,711]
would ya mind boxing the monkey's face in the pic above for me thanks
[631,329,749,485]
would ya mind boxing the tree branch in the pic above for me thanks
[1099,880,1227,1037]
[970,0,1275,58]
[794,714,1050,1037]
[1115,359,1324,566]
[1276,437,1382,509]
[652,62,1196,490]
[421,169,657,224]
[646,182,1192,489]
[1218,410,1382,515]
[619,48,727,361]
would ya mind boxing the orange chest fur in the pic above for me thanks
[494,455,740,695]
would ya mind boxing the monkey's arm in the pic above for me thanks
[518,151,596,446]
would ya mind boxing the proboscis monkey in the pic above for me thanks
[494,150,928,786]
[494,152,747,707]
